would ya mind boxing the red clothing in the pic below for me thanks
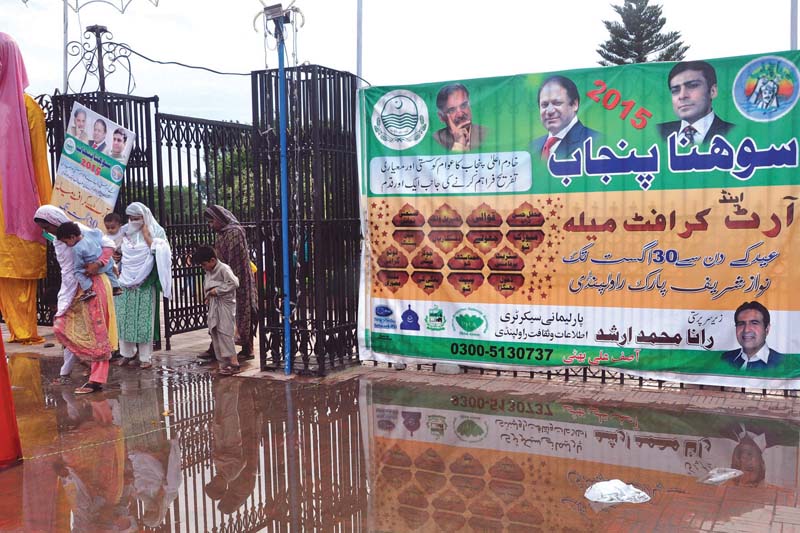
[0,336,22,468]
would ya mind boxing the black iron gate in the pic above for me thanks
[152,65,360,374]
[38,66,360,375]
[252,65,361,375]
[38,91,159,325]
[154,113,259,348]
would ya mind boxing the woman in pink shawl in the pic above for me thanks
[33,206,118,394]
[0,33,53,344]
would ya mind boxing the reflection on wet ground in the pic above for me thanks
[2,353,800,532]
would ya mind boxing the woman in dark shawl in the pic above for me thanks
[203,206,258,359]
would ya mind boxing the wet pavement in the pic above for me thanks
[3,339,800,531]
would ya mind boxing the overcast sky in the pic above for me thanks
[5,0,796,123]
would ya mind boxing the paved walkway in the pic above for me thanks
[7,322,800,418]
[4,324,800,531]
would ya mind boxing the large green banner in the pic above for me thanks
[357,51,800,388]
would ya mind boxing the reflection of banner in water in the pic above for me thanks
[366,397,800,530]
[358,50,800,389]
[368,383,800,485]
[51,102,135,229]
[370,434,800,530]
[372,403,798,487]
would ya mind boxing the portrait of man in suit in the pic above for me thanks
[105,128,129,163]
[721,301,783,371]
[657,60,735,146]
[433,83,487,152]
[531,75,600,161]
[722,417,797,487]
[91,118,108,152]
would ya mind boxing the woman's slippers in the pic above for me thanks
[218,364,242,376]
[114,357,138,367]
[74,382,102,394]
[113,358,153,369]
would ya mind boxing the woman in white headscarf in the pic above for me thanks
[115,202,171,369]
[33,205,118,394]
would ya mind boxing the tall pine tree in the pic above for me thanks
[597,0,689,65]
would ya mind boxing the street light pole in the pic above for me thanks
[273,13,293,376]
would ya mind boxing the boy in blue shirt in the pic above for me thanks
[55,222,119,301]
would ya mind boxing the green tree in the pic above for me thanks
[160,183,207,224]
[204,145,257,221]
[597,0,688,66]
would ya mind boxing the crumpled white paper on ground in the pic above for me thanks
[698,468,743,485]
[584,479,651,504]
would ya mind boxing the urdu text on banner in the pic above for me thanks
[357,51,800,389]
[52,102,135,229]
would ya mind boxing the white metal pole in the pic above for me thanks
[356,0,363,86]
[793,0,798,49]
[63,0,68,92]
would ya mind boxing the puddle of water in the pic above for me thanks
[1,354,799,532]
[367,382,800,532]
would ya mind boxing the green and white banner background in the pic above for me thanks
[357,51,800,388]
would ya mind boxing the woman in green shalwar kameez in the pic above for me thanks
[115,202,172,369]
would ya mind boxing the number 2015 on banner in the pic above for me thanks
[587,80,652,129]
[80,158,101,176]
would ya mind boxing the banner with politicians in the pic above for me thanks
[51,102,134,229]
[357,50,800,388]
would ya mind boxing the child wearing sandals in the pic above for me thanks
[192,246,240,375]
[56,222,120,301]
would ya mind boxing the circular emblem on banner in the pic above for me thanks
[733,55,800,122]
[64,138,76,155]
[454,415,488,443]
[372,90,428,150]
[452,307,488,336]
[110,164,124,183]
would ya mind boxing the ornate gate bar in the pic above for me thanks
[251,65,360,375]
[154,113,258,346]
[36,66,360,376]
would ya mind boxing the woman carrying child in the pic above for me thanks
[33,205,118,394]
